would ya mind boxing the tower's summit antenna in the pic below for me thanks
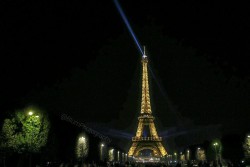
[143,46,147,58]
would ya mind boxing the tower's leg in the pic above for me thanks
[149,122,158,137]
[135,120,144,137]
[156,142,167,156]
[128,142,138,156]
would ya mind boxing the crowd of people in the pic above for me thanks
[33,159,247,167]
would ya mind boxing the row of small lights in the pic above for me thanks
[78,138,128,157]
[169,150,190,156]
[111,149,128,156]
[167,142,223,161]
[169,142,221,156]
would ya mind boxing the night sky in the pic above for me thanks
[1,0,250,147]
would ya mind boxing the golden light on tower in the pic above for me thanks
[128,47,167,158]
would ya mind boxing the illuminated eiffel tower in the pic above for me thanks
[128,48,167,158]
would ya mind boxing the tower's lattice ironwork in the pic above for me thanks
[128,49,167,157]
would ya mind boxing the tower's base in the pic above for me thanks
[128,141,167,157]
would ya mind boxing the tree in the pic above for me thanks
[196,148,206,161]
[243,134,250,161]
[1,107,50,166]
[76,134,89,165]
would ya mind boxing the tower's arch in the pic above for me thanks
[134,145,161,157]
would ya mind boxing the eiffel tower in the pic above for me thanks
[128,48,167,158]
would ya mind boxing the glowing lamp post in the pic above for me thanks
[186,150,190,161]
[28,111,40,118]
[79,137,85,165]
[27,110,40,167]
[174,152,177,162]
[79,137,85,141]
[27,111,40,145]
[27,110,40,119]
[80,137,85,164]
[168,154,172,163]
[122,153,125,162]
[76,135,88,165]
[196,148,201,161]
[100,143,105,161]
[213,142,219,163]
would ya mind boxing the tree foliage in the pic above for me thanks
[75,134,89,161]
[1,107,50,153]
[243,134,250,160]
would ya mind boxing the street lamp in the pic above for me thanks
[186,150,190,161]
[122,153,125,162]
[213,142,219,163]
[28,111,33,115]
[168,154,172,162]
[27,111,40,119]
[174,152,177,162]
[27,111,40,143]
[79,136,85,141]
[27,111,40,167]
[100,143,105,161]
[196,148,201,161]
[78,136,86,165]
